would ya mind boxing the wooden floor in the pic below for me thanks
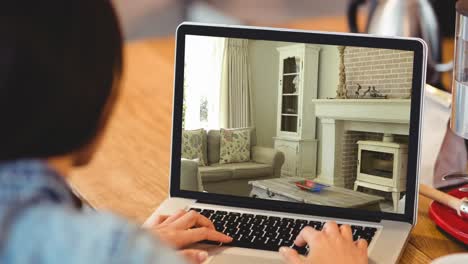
[69,16,466,263]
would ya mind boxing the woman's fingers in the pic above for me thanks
[279,247,304,264]
[154,215,170,225]
[356,239,368,252]
[295,222,348,247]
[165,227,232,248]
[172,210,215,230]
[160,210,187,226]
[153,211,232,249]
[294,226,320,247]
[180,227,232,246]
[188,227,233,243]
[179,249,209,264]
[339,224,353,242]
[322,221,340,236]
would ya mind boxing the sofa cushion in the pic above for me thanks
[207,128,257,165]
[207,130,221,164]
[220,128,251,164]
[200,162,273,182]
[181,128,207,166]
[230,162,273,179]
[199,165,233,183]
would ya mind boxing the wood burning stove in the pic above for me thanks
[353,138,408,212]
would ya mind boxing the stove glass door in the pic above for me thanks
[360,150,394,179]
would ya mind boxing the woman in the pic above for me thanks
[0,1,367,263]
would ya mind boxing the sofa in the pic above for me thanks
[180,158,204,192]
[180,129,285,197]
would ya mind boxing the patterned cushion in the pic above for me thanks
[181,129,207,166]
[219,128,251,164]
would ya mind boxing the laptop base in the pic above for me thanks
[146,197,412,264]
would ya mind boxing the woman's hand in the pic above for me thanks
[149,210,232,264]
[279,222,368,264]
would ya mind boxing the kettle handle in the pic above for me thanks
[347,0,378,33]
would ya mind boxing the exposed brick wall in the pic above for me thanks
[341,131,363,189]
[343,47,414,99]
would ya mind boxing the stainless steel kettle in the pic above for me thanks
[347,0,453,87]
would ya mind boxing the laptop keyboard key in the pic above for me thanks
[252,236,268,245]
[291,244,308,255]
[308,221,323,230]
[200,210,213,218]
[281,239,293,247]
[268,237,280,246]
[279,233,292,240]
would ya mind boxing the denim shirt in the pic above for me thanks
[0,160,185,264]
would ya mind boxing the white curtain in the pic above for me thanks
[221,38,254,128]
[184,35,225,130]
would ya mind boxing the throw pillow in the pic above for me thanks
[219,128,251,164]
[181,129,207,166]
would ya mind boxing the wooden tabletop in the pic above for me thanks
[250,177,384,208]
[69,16,466,263]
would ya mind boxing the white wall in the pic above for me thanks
[248,40,339,148]
[317,45,340,99]
[248,40,282,147]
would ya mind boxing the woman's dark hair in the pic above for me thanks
[0,0,123,160]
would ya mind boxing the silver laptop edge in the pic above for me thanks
[155,22,428,264]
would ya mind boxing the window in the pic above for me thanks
[184,35,225,130]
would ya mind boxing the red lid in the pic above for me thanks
[428,184,468,245]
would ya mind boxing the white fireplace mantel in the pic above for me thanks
[312,99,411,123]
[311,99,411,187]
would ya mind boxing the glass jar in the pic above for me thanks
[451,0,468,139]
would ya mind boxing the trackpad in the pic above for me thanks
[207,254,283,264]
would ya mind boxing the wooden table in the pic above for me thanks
[69,16,466,263]
[250,178,383,210]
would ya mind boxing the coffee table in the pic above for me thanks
[249,177,384,210]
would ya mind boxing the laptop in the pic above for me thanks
[146,23,427,264]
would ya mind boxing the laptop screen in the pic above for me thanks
[179,32,417,216]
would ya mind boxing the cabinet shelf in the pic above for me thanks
[282,113,298,116]
[282,93,299,96]
[283,72,300,76]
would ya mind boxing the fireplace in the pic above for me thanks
[354,137,408,212]
[311,98,411,188]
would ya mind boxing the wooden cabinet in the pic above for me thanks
[274,138,317,178]
[274,44,320,178]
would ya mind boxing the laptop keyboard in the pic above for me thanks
[190,207,378,255]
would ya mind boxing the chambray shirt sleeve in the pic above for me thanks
[3,205,187,264]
